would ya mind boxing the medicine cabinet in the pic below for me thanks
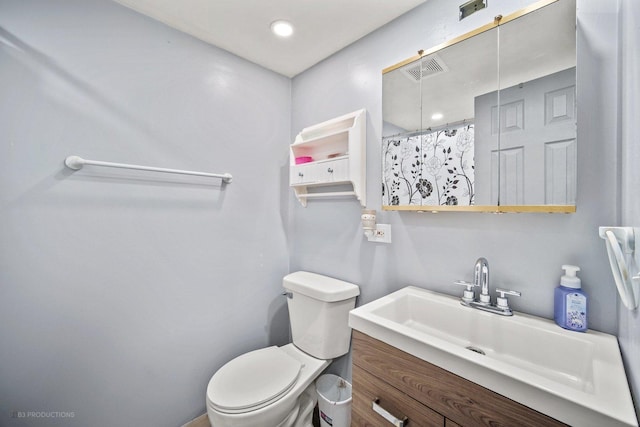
[382,0,576,213]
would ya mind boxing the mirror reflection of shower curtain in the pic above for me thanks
[382,123,475,207]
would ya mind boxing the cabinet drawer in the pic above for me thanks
[352,331,566,427]
[290,163,318,185]
[290,158,349,186]
[353,364,444,427]
[324,158,349,182]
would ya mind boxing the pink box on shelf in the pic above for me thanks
[295,156,313,164]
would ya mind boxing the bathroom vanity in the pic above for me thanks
[349,287,638,427]
[352,330,563,426]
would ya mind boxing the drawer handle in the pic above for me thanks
[327,167,334,173]
[298,172,304,177]
[372,398,408,427]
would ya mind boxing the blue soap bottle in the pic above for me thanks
[554,265,588,332]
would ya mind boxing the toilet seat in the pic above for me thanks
[207,346,302,414]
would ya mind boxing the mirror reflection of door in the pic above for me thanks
[475,67,576,205]
[486,0,577,206]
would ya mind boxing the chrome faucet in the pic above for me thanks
[453,257,521,316]
[474,257,491,305]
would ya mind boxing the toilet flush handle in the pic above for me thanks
[281,291,293,299]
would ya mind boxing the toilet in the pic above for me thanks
[205,271,360,427]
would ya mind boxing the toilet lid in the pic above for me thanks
[207,346,302,413]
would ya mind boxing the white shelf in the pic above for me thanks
[290,109,366,207]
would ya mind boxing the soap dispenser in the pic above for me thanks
[554,265,588,332]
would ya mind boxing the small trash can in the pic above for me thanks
[315,374,352,427]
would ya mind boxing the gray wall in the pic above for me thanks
[619,0,640,419]
[0,0,291,426]
[290,0,626,387]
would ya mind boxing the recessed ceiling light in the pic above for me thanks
[431,113,444,120]
[271,20,294,37]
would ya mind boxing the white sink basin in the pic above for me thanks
[349,286,638,427]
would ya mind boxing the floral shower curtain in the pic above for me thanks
[383,124,475,206]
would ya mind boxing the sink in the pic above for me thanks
[349,286,638,427]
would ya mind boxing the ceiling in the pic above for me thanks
[112,0,426,77]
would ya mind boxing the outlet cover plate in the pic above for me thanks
[367,224,392,243]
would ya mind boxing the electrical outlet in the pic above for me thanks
[367,224,391,243]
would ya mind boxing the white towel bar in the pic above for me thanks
[64,156,232,183]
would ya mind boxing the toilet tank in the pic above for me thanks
[283,271,360,360]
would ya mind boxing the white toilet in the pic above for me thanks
[205,271,360,427]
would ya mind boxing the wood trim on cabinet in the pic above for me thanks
[352,331,567,427]
[382,0,558,75]
[381,204,576,213]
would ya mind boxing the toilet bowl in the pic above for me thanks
[205,271,359,427]
[206,344,329,427]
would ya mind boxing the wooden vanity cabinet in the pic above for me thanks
[351,331,567,427]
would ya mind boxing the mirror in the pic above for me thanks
[382,0,576,212]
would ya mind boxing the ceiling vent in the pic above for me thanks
[402,54,449,82]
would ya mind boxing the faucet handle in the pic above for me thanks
[453,280,477,303]
[454,280,475,287]
[495,288,521,310]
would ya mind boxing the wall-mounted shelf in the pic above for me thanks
[290,109,366,207]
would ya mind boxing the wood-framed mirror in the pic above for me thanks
[382,0,576,213]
